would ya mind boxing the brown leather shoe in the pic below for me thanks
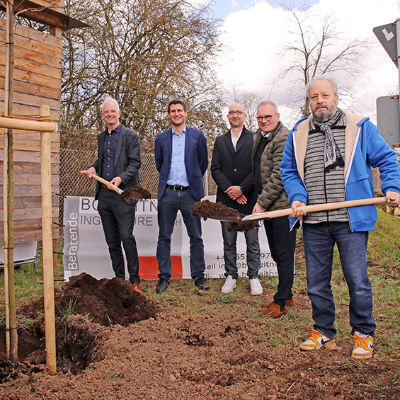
[287,298,295,307]
[259,302,288,318]
[260,301,274,308]
[261,298,295,308]
[132,283,142,294]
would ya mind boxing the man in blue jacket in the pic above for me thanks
[281,75,400,359]
[154,100,209,293]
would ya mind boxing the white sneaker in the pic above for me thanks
[221,276,237,294]
[250,278,263,295]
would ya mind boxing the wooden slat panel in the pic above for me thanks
[0,90,60,111]
[0,217,59,232]
[0,151,60,163]
[0,207,58,222]
[1,229,60,245]
[0,76,61,100]
[0,53,61,80]
[0,41,62,67]
[0,137,60,152]
[0,19,62,49]
[2,68,61,90]
[0,173,59,185]
[0,228,60,244]
[1,185,59,197]
[0,131,60,141]
[0,9,62,244]
[0,31,63,59]
[0,103,60,121]
[0,196,59,209]
[0,161,60,174]
[31,0,64,9]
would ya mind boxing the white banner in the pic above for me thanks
[63,196,277,281]
[0,241,37,268]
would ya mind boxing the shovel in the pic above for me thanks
[80,170,125,195]
[80,171,151,200]
[241,197,388,221]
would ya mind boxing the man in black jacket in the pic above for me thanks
[211,103,262,295]
[85,97,142,293]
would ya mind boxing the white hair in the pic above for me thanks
[306,74,338,99]
[101,96,120,112]
[257,100,278,113]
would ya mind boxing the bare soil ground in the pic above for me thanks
[1,250,400,399]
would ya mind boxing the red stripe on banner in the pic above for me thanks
[139,256,183,280]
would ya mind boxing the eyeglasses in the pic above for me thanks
[228,110,244,115]
[256,113,277,121]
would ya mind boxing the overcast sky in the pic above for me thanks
[195,0,400,126]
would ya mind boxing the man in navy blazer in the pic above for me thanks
[154,99,209,293]
[85,97,142,293]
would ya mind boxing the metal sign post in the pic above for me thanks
[373,19,400,146]
[376,96,400,145]
[397,19,400,123]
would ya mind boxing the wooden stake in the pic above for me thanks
[5,0,18,363]
[40,104,56,374]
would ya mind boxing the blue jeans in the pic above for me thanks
[156,188,205,281]
[220,221,261,279]
[303,222,376,339]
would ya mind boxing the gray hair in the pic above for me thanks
[306,74,338,99]
[257,100,278,113]
[101,96,120,112]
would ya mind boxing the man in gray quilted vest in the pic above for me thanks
[252,101,296,317]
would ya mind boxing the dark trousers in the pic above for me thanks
[263,215,296,306]
[156,188,205,281]
[220,221,261,279]
[97,187,140,283]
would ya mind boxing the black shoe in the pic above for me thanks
[156,278,169,294]
[194,277,209,291]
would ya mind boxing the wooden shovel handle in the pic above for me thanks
[80,171,123,195]
[242,197,388,221]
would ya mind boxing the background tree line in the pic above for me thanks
[61,0,227,151]
[60,0,369,151]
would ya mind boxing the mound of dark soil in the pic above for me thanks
[0,360,44,384]
[19,273,158,326]
[0,273,159,378]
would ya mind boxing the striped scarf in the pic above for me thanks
[312,110,345,172]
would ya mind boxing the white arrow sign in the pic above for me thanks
[383,28,395,41]
[373,22,398,68]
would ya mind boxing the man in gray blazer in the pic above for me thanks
[85,97,142,293]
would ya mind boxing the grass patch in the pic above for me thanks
[0,210,399,359]
[57,298,78,321]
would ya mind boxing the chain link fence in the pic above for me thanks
[59,146,391,236]
[59,148,217,236]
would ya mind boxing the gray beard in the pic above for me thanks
[312,106,337,122]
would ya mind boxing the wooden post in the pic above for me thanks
[5,0,17,363]
[2,130,10,360]
[53,238,58,277]
[40,105,56,373]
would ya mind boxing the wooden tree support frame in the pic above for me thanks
[1,105,58,373]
